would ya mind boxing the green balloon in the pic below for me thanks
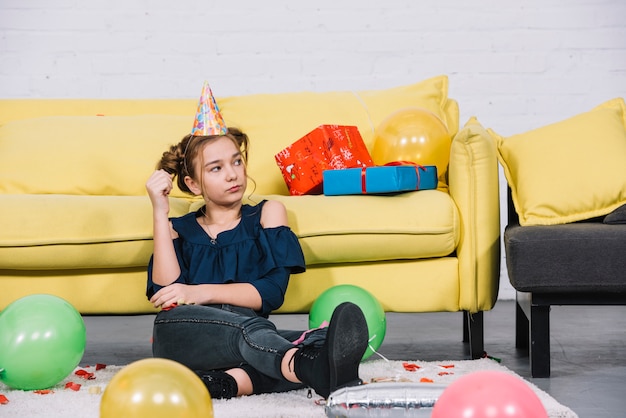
[309,285,386,360]
[0,294,86,390]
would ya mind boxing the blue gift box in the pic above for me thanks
[323,165,438,196]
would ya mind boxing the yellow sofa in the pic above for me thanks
[0,75,500,357]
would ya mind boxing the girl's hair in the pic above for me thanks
[157,127,249,194]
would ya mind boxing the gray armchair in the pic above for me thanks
[504,190,626,377]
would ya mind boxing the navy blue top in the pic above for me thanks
[147,200,306,317]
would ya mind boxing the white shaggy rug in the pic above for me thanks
[0,358,578,418]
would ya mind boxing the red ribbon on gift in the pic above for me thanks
[360,168,367,193]
[360,161,427,194]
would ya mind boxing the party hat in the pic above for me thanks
[191,81,227,136]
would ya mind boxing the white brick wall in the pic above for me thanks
[1,0,625,299]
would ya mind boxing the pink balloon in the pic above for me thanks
[432,370,548,418]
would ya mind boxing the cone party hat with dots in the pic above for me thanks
[191,81,227,136]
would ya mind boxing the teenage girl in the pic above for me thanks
[145,128,368,399]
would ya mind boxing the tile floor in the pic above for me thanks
[81,300,626,418]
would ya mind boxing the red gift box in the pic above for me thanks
[275,125,374,195]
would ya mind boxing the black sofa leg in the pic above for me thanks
[516,293,551,377]
[463,311,469,342]
[530,304,551,378]
[463,311,484,359]
[515,299,529,349]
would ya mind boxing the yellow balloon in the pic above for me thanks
[100,358,213,418]
[371,108,452,179]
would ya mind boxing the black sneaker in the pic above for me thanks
[195,370,239,399]
[293,302,368,398]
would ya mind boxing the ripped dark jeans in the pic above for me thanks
[152,304,326,394]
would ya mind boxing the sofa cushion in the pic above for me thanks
[504,222,626,292]
[491,98,626,226]
[255,190,459,265]
[2,190,459,270]
[0,194,193,269]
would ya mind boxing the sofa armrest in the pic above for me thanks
[448,117,501,312]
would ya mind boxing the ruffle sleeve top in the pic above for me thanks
[147,200,306,317]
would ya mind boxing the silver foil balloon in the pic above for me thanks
[325,382,447,417]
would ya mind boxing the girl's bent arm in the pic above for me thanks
[197,283,263,310]
[146,170,181,285]
[150,213,181,286]
[150,282,263,311]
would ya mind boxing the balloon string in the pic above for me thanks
[367,334,390,362]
